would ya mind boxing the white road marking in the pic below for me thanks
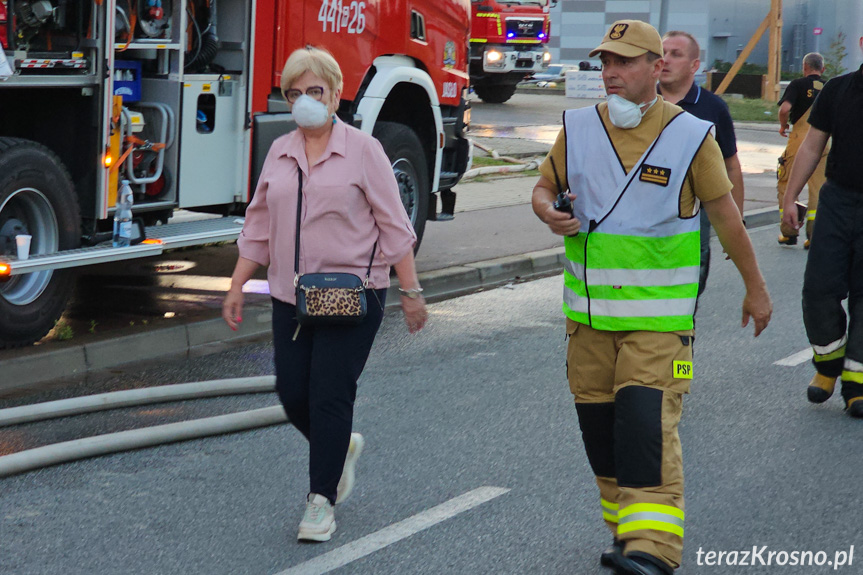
[774,348,813,366]
[275,486,511,575]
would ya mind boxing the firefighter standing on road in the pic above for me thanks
[777,53,829,248]
[782,38,863,417]
[532,20,772,575]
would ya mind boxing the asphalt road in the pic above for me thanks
[2,227,860,575]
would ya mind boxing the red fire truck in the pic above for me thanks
[0,0,472,347]
[469,0,552,103]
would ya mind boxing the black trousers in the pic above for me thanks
[802,180,863,399]
[698,208,711,297]
[272,289,386,504]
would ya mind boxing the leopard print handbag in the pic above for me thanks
[296,273,368,326]
[293,169,375,330]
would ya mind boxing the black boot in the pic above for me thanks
[841,381,863,418]
[600,538,624,568]
[611,551,673,575]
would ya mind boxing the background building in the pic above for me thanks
[549,1,711,66]
[710,0,862,74]
[550,0,862,75]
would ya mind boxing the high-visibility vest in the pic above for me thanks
[563,106,714,332]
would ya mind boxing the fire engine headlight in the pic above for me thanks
[484,50,506,70]
[543,51,552,63]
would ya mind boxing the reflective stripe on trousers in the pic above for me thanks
[602,497,619,524]
[813,335,847,363]
[843,360,863,384]
[617,503,684,538]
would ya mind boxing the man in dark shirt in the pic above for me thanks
[659,31,745,296]
[777,52,828,248]
[782,37,863,418]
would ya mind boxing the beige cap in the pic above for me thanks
[589,20,663,59]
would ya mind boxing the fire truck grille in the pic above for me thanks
[505,19,543,39]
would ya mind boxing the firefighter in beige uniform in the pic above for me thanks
[777,52,829,248]
[532,21,773,575]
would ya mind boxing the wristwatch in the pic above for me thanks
[398,287,424,299]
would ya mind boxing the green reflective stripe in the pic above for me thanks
[617,503,684,537]
[601,499,619,524]
[590,314,694,332]
[566,231,700,270]
[565,233,587,264]
[814,346,846,363]
[617,519,684,537]
[842,370,863,384]
[807,210,816,221]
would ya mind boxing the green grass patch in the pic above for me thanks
[720,96,778,122]
[471,156,518,167]
[469,169,540,183]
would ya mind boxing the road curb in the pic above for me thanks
[0,211,777,393]
[0,247,569,393]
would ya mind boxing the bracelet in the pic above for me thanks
[398,287,424,299]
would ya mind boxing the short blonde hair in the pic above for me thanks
[280,46,344,100]
[663,31,700,60]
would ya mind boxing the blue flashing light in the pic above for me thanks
[538,33,546,39]
[507,32,515,38]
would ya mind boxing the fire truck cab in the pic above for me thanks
[469,0,553,103]
[0,0,472,347]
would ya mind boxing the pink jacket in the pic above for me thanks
[237,119,417,305]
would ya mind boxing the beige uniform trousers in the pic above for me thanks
[567,319,693,569]
[777,112,829,239]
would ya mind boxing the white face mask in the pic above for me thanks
[606,94,658,129]
[291,94,332,130]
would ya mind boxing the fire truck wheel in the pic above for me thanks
[0,138,81,348]
[473,83,519,104]
[372,122,430,248]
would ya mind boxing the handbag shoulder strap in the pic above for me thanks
[294,169,303,283]
[294,167,378,284]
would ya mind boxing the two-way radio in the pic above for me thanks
[549,156,572,214]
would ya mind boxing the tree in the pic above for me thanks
[823,30,848,81]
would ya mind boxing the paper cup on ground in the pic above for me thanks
[16,235,32,260]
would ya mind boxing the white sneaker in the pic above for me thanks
[335,433,365,504]
[297,493,336,542]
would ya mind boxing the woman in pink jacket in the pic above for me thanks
[222,46,427,543]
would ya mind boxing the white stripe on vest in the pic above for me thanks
[564,105,715,236]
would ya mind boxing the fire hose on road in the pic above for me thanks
[0,376,286,478]
[461,141,540,181]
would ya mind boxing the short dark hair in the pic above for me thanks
[646,52,662,63]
